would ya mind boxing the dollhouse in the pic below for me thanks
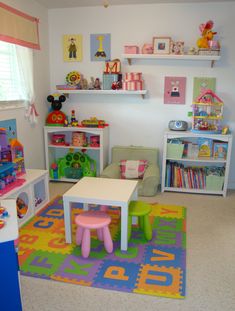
[191,89,224,133]
[0,128,25,190]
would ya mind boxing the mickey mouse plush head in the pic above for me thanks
[46,93,67,126]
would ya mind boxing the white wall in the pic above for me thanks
[0,0,50,169]
[51,2,234,188]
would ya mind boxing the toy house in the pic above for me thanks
[0,128,25,191]
[191,89,224,133]
[0,128,12,162]
[9,139,25,176]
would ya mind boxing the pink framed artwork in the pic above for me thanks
[164,76,186,104]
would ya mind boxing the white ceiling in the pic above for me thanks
[34,0,235,9]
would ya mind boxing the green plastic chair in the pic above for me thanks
[128,201,152,241]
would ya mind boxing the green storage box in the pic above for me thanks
[206,175,224,191]
[167,143,184,158]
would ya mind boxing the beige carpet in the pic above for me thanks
[20,182,235,311]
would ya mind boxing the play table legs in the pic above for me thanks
[120,187,138,251]
[63,198,73,243]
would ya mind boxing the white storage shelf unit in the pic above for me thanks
[0,169,49,227]
[44,126,109,182]
[161,131,233,197]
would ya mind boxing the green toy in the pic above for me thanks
[49,151,96,180]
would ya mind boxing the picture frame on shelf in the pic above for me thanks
[170,41,184,55]
[213,142,228,159]
[153,37,171,54]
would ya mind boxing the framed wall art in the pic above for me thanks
[164,76,186,104]
[153,37,171,54]
[193,77,216,100]
[170,41,184,55]
[63,34,83,62]
[90,33,111,61]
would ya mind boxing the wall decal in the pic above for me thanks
[63,34,82,62]
[90,33,111,61]
[164,76,186,104]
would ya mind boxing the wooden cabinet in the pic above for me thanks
[161,131,232,197]
[44,126,109,182]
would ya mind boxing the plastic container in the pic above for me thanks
[206,175,224,191]
[167,143,184,158]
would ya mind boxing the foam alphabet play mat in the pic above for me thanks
[19,196,186,299]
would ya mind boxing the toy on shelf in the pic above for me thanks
[50,163,59,179]
[72,132,87,147]
[46,94,67,126]
[191,89,224,133]
[81,117,107,128]
[0,127,26,194]
[70,110,79,127]
[122,72,144,91]
[9,138,25,176]
[16,197,28,219]
[49,150,96,180]
[90,135,100,147]
[141,44,153,54]
[197,20,220,55]
[94,78,101,90]
[51,134,66,145]
[66,71,81,86]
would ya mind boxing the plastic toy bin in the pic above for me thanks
[206,175,224,191]
[167,143,184,158]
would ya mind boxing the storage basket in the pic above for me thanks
[167,143,184,158]
[206,175,224,191]
[64,167,83,179]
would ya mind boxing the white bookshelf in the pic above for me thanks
[161,131,232,197]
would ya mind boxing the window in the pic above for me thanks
[0,41,26,101]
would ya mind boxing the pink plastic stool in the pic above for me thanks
[75,211,113,258]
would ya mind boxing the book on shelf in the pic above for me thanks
[213,141,228,159]
[197,138,213,157]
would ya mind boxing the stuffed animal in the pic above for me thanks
[197,20,217,49]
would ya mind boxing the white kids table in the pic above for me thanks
[63,177,138,251]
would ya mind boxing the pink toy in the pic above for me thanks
[51,134,65,145]
[141,44,153,54]
[90,135,100,147]
[75,211,113,258]
[124,45,139,54]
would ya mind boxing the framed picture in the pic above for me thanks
[170,41,184,55]
[63,34,82,62]
[213,142,228,159]
[153,37,171,54]
[193,77,216,101]
[90,33,111,61]
[164,76,186,104]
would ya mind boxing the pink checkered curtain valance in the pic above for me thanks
[0,2,40,49]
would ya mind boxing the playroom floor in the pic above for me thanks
[20,182,235,311]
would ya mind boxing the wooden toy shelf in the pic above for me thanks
[122,53,221,67]
[161,131,232,197]
[56,89,148,99]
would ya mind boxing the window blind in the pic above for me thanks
[0,2,40,50]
